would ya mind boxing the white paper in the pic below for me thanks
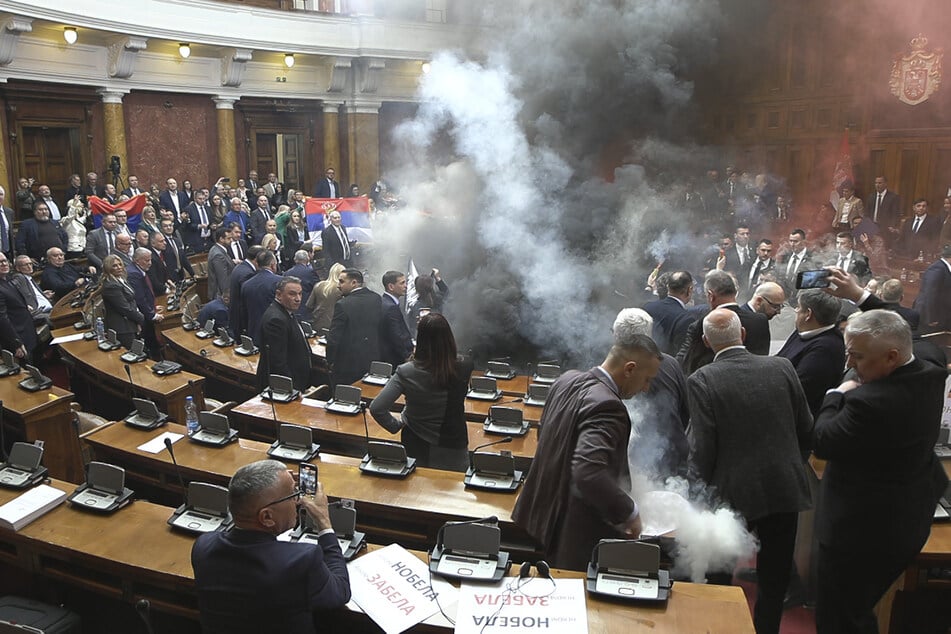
[347,544,441,634]
[300,398,327,409]
[941,375,951,429]
[0,484,68,531]
[137,431,185,454]
[50,333,86,345]
[454,578,588,634]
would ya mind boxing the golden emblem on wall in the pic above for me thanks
[889,34,943,106]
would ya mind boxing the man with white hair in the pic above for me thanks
[612,308,689,480]
[687,308,813,634]
[813,308,947,634]
[320,210,352,270]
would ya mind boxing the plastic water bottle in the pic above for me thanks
[95,317,105,342]
[185,396,199,436]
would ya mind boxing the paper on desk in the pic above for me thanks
[50,333,85,345]
[300,398,326,408]
[347,543,442,634]
[0,484,68,531]
[454,578,588,634]
[137,431,185,453]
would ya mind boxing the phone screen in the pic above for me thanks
[299,463,317,496]
[796,269,831,289]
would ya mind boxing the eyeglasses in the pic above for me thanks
[763,298,783,311]
[258,488,301,512]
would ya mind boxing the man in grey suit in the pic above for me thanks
[206,227,235,300]
[687,309,813,634]
[85,213,118,271]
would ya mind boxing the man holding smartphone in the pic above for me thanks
[192,459,350,634]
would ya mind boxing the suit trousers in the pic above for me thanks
[707,511,798,634]
[816,541,912,634]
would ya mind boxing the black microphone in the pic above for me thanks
[469,437,513,471]
[360,401,371,451]
[164,437,188,503]
[124,364,137,398]
[135,599,155,634]
[265,344,278,424]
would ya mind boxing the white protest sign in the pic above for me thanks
[941,374,951,429]
[454,577,588,634]
[347,544,442,634]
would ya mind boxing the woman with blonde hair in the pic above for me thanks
[305,262,344,331]
[100,254,144,348]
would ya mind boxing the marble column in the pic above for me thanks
[345,100,380,192]
[322,101,343,179]
[98,89,130,185]
[214,97,238,182]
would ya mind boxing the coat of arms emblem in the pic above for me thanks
[889,34,943,106]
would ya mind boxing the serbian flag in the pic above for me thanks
[830,129,854,211]
[88,194,148,231]
[304,196,373,245]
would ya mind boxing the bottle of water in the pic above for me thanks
[185,396,199,436]
[95,317,105,342]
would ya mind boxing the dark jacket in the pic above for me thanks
[326,286,382,386]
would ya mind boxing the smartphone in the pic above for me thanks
[796,269,831,289]
[299,463,317,496]
[221,177,231,183]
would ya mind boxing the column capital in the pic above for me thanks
[97,88,129,104]
[345,100,382,115]
[213,96,238,110]
[322,100,343,114]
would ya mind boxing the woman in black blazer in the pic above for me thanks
[100,254,144,348]
[281,209,310,265]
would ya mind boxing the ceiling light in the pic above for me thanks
[284,53,295,68]
[421,62,431,74]
[179,43,191,59]
[63,27,78,45]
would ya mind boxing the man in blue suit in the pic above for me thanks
[229,245,263,337]
[191,460,350,634]
[242,250,282,345]
[379,270,413,368]
[643,270,695,355]
[158,178,189,224]
[127,247,164,357]
[913,245,951,333]
[285,250,317,319]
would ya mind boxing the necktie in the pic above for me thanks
[142,270,154,298]
[787,253,799,276]
[199,205,208,225]
[913,218,921,233]
[837,256,846,270]
[169,239,178,265]
[0,212,8,254]
[751,261,762,284]
[875,193,883,222]
[338,226,349,259]
[107,231,114,252]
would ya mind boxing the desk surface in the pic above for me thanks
[355,380,543,424]
[0,480,754,633]
[229,395,539,463]
[82,421,526,551]
[0,373,73,418]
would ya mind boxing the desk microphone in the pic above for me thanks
[497,397,523,405]
[468,437,512,471]
[135,599,155,634]
[124,364,137,398]
[164,437,188,502]
[360,401,371,448]
[265,344,278,424]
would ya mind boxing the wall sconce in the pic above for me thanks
[8,131,17,144]
[421,62,431,74]
[63,27,78,45]
[179,43,191,59]
[284,53,295,68]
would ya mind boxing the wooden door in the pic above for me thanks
[255,133,277,181]
[282,133,301,191]
[20,126,79,205]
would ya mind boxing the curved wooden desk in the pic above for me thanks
[229,395,538,469]
[82,421,533,555]
[55,330,205,424]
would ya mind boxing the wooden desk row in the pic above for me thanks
[0,480,755,633]
[228,395,539,469]
[54,329,205,425]
[0,373,81,483]
[82,421,536,556]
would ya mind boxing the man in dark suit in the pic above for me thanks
[687,309,813,634]
[813,307,947,634]
[158,177,189,220]
[85,213,118,271]
[248,195,272,246]
[245,170,260,194]
[326,269,382,387]
[868,176,901,234]
[120,174,143,199]
[830,232,871,284]
[0,253,38,360]
[285,250,317,318]
[0,186,15,259]
[127,247,164,356]
[159,219,195,284]
[112,232,135,268]
[229,246,263,338]
[242,251,282,346]
[722,223,753,279]
[320,210,353,270]
[379,270,413,369]
[146,232,173,297]
[899,198,940,257]
[643,270,695,355]
[878,278,920,332]
[913,245,951,333]
[40,247,93,300]
[227,223,249,263]
[81,172,104,203]
[676,270,770,375]
[513,333,661,571]
[197,291,229,333]
[741,239,776,300]
[256,278,312,392]
[206,227,235,300]
[313,167,341,198]
[191,460,350,634]
[776,289,844,418]
[16,202,68,262]
[182,190,213,253]
[776,228,816,299]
